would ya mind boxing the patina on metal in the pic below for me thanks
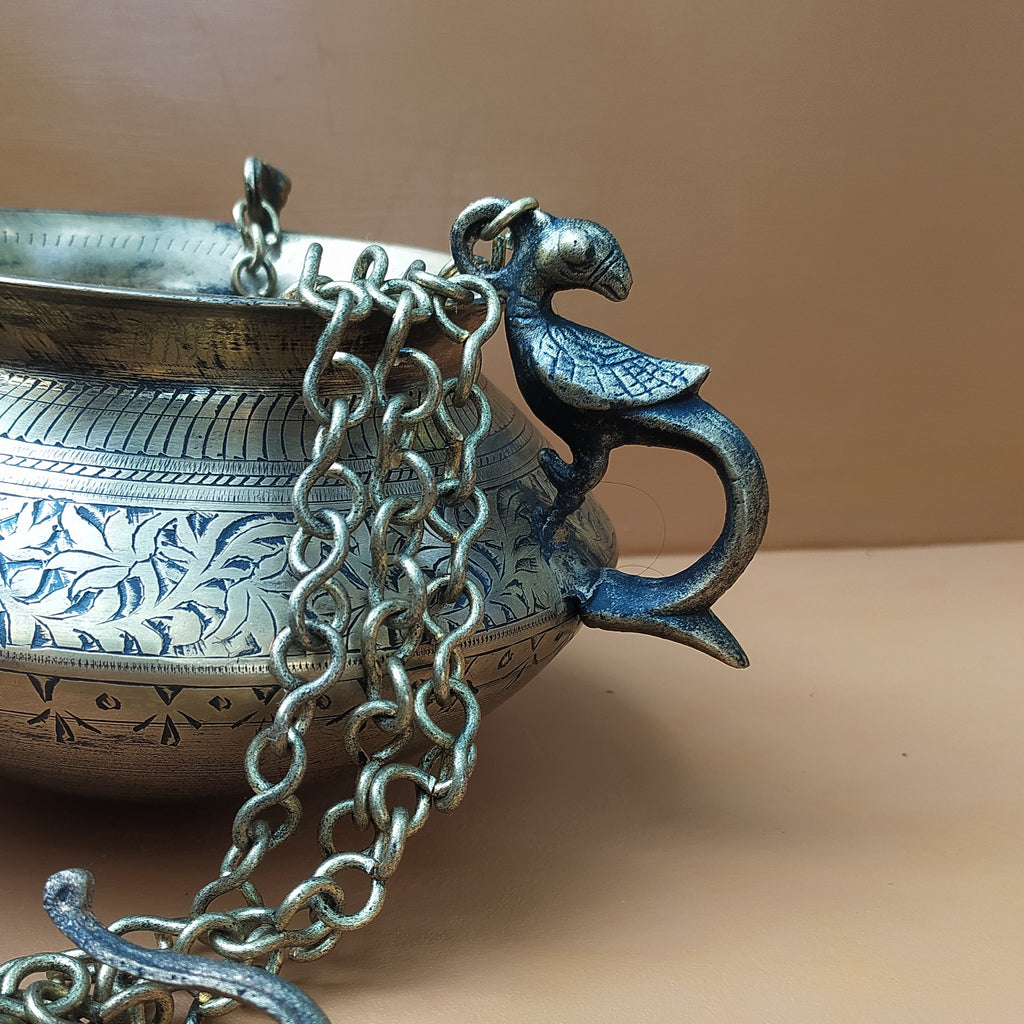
[451,199,769,667]
[0,180,612,799]
[4,179,507,1024]
[43,870,329,1024]
[0,160,769,1024]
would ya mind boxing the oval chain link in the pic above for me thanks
[0,206,524,1024]
[230,158,291,297]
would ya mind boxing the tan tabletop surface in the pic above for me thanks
[1,542,1022,1023]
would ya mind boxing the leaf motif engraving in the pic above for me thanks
[187,510,217,538]
[45,550,119,573]
[115,575,146,620]
[8,564,60,601]
[0,497,298,656]
[142,618,173,656]
[74,629,103,651]
[31,622,55,649]
[60,504,110,553]
[0,472,567,661]
[69,564,131,603]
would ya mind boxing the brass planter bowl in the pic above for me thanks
[0,210,615,799]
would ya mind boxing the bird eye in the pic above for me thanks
[557,228,595,267]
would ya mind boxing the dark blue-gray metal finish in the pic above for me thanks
[451,201,769,668]
[43,870,330,1024]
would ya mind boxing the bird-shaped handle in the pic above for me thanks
[451,199,768,667]
[570,396,767,667]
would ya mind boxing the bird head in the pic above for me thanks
[531,217,633,301]
[450,199,633,304]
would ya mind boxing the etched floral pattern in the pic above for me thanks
[0,475,602,662]
[0,497,295,657]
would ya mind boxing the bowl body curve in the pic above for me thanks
[0,210,616,799]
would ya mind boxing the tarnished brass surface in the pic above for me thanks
[0,166,768,1024]
[0,209,471,378]
[0,209,614,799]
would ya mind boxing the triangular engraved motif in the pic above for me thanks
[160,715,181,746]
[53,712,74,744]
[154,685,184,706]
[68,713,102,735]
[251,685,281,706]
[28,674,60,702]
[501,663,528,692]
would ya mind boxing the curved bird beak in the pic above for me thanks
[591,251,633,301]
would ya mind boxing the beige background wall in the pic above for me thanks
[2,0,1021,552]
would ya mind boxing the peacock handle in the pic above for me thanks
[451,198,769,668]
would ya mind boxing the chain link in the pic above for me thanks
[230,158,291,297]
[183,244,501,1006]
[0,203,524,1024]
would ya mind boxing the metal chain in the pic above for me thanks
[0,209,518,1024]
[177,246,501,1017]
[230,158,291,297]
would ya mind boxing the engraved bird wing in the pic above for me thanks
[535,315,709,410]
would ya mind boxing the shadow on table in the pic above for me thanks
[0,663,726,997]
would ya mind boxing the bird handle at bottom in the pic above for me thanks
[556,394,768,668]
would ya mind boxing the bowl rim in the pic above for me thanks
[0,207,451,309]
